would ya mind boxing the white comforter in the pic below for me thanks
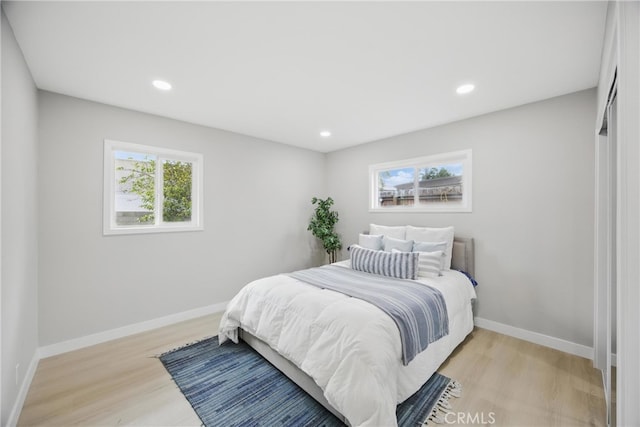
[219,261,476,427]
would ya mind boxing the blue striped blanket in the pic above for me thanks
[288,265,449,365]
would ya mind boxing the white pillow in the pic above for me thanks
[414,250,444,278]
[405,226,455,270]
[383,236,414,252]
[369,224,406,240]
[358,233,383,251]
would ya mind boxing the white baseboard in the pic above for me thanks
[39,301,229,359]
[6,351,41,427]
[474,317,594,360]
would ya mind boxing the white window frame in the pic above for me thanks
[369,149,472,213]
[103,139,204,235]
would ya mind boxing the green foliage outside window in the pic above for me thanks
[118,158,192,224]
[420,167,453,181]
[162,161,192,222]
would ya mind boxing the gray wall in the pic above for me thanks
[1,10,40,425]
[326,89,596,347]
[38,91,326,346]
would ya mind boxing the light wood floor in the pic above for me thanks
[18,314,606,426]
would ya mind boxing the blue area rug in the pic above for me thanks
[160,336,455,427]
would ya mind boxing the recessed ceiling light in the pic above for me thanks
[152,80,172,91]
[320,131,332,137]
[456,83,475,95]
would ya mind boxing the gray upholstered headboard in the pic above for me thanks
[451,236,474,277]
[360,231,475,277]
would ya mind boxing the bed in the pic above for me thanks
[219,228,476,427]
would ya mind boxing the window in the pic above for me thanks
[369,150,472,213]
[103,139,203,235]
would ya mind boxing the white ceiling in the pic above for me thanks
[3,1,607,153]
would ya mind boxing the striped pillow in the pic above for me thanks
[350,245,418,280]
[413,241,448,269]
[415,250,444,278]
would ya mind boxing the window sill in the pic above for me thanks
[103,224,204,236]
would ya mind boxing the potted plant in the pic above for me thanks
[308,197,342,264]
